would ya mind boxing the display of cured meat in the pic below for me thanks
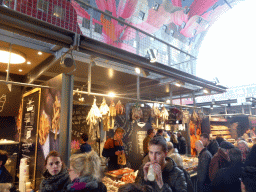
[115,100,125,115]
[99,98,109,116]
[191,110,199,123]
[131,103,143,121]
[190,134,197,156]
[99,98,109,131]
[86,98,102,140]
[160,107,168,122]
[108,101,116,129]
[151,106,160,118]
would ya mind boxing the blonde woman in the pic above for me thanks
[67,151,107,192]
[169,153,194,192]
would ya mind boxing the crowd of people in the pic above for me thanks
[0,127,256,192]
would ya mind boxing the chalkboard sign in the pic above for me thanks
[20,88,41,188]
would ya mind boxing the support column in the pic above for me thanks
[170,84,173,105]
[137,75,140,101]
[59,73,74,167]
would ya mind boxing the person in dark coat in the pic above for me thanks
[0,150,12,183]
[245,144,256,167]
[195,140,212,192]
[200,133,219,157]
[241,166,256,192]
[215,136,225,146]
[209,141,234,182]
[169,153,194,192]
[118,183,153,192]
[135,136,187,192]
[212,148,243,192]
[39,151,71,192]
[67,151,107,192]
[80,133,91,153]
[177,132,186,155]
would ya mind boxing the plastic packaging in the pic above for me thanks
[147,164,155,181]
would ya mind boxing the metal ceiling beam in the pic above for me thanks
[79,37,227,93]
[0,29,55,54]
[25,48,68,84]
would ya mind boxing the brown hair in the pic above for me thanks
[149,136,168,153]
[45,151,65,168]
[115,127,125,134]
[0,150,8,166]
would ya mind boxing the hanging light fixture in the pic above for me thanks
[147,49,157,63]
[0,47,26,64]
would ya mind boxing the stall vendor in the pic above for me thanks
[102,127,125,171]
[0,150,12,183]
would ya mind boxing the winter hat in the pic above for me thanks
[220,141,235,149]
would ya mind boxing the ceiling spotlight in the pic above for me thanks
[108,92,116,98]
[19,69,22,72]
[203,89,209,94]
[175,81,185,87]
[166,99,171,104]
[210,104,213,110]
[6,70,8,72]
[0,48,26,64]
[27,61,31,65]
[147,49,157,63]
[38,51,43,55]
[135,67,141,74]
[78,97,85,102]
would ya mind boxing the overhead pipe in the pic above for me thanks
[79,40,227,93]
[0,80,53,88]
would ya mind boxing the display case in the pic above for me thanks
[209,117,231,139]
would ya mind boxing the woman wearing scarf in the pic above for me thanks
[39,151,71,192]
[67,151,107,192]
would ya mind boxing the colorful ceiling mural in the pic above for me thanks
[71,0,243,55]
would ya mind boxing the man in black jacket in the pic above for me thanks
[0,150,12,183]
[195,140,212,192]
[135,136,187,192]
[177,132,186,155]
[200,133,219,157]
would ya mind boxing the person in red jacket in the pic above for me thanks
[102,127,125,171]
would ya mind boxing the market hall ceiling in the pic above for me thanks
[0,0,236,101]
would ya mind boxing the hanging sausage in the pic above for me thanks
[86,98,102,140]
[99,98,109,131]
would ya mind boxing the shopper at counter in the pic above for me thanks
[102,127,125,171]
[244,144,256,167]
[241,166,256,192]
[212,148,243,192]
[237,140,250,162]
[66,151,107,192]
[135,136,187,192]
[209,141,234,182]
[80,133,91,153]
[39,151,71,192]
[177,132,186,155]
[215,136,225,146]
[143,128,155,157]
[0,150,12,183]
[200,133,219,157]
[195,140,212,192]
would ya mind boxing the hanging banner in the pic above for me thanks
[20,88,41,189]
